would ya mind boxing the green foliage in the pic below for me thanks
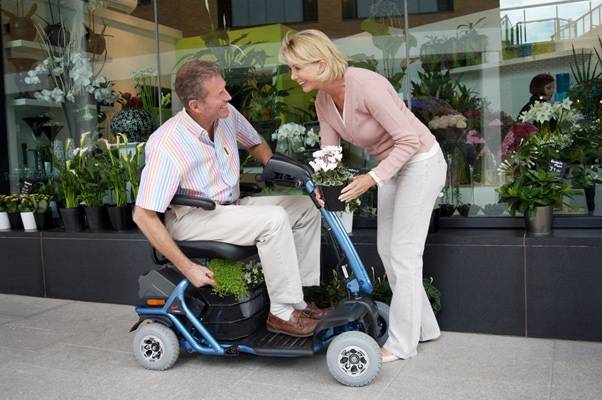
[304,267,442,314]
[30,194,50,213]
[208,258,265,300]
[209,259,249,300]
[4,195,20,213]
[17,195,36,212]
[0,195,6,213]
[311,167,353,187]
[52,140,81,209]
[76,151,108,208]
[497,169,574,219]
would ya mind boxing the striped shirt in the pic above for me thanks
[136,105,262,212]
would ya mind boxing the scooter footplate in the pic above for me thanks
[237,328,314,357]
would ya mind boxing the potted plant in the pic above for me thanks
[18,195,37,231]
[53,139,84,232]
[5,195,23,229]
[75,141,109,232]
[272,122,320,159]
[1,1,37,41]
[101,135,132,231]
[336,198,360,234]
[497,100,579,235]
[110,92,154,143]
[0,195,11,231]
[309,146,353,211]
[31,193,52,230]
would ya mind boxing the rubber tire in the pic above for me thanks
[326,331,382,387]
[133,322,180,371]
[375,301,390,347]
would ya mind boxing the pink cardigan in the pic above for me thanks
[316,67,436,183]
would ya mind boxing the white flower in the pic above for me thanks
[305,128,320,147]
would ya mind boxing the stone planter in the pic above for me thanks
[20,212,37,231]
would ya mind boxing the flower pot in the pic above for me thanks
[483,203,506,217]
[34,211,53,230]
[60,207,85,232]
[336,210,354,234]
[457,204,471,217]
[111,108,154,142]
[318,185,346,211]
[107,204,134,231]
[9,17,36,41]
[45,23,70,47]
[584,185,596,215]
[439,204,456,217]
[84,29,106,54]
[20,212,37,231]
[84,206,109,232]
[7,212,23,230]
[428,208,440,233]
[0,212,11,231]
[525,205,553,236]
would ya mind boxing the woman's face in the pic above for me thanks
[288,61,323,92]
[543,82,555,101]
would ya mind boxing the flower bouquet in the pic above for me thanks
[309,146,353,211]
[272,122,320,159]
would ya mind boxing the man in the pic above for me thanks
[133,60,327,337]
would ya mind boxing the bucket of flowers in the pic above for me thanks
[309,146,353,211]
[272,122,320,160]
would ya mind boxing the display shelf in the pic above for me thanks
[3,39,112,62]
[448,48,592,75]
[10,97,113,112]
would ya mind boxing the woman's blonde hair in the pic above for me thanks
[279,29,348,82]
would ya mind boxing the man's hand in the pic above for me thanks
[338,174,376,202]
[314,188,325,208]
[184,262,217,288]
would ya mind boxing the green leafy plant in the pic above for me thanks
[17,195,36,213]
[4,195,20,213]
[30,194,50,214]
[99,135,129,207]
[0,195,7,213]
[119,137,145,201]
[208,258,264,300]
[52,139,81,208]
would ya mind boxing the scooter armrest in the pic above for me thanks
[170,195,216,210]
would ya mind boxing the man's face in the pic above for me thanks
[191,75,232,121]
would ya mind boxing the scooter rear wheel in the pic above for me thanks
[133,322,179,371]
[326,331,382,386]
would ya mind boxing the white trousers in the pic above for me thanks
[377,150,447,359]
[165,195,322,305]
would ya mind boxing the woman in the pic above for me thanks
[279,29,447,362]
[518,73,555,119]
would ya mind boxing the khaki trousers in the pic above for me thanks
[165,195,321,305]
[377,150,447,359]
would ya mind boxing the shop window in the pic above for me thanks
[217,0,318,28]
[342,0,453,19]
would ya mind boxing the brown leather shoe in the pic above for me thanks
[266,310,318,337]
[301,303,333,320]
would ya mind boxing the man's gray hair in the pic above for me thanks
[175,60,222,107]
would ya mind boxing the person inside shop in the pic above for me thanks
[518,73,555,119]
[133,60,330,338]
[279,29,447,363]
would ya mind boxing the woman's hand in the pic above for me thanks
[339,174,376,202]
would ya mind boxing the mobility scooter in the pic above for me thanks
[131,154,390,386]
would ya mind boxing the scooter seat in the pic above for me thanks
[176,240,258,261]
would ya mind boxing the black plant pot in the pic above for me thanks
[7,212,23,230]
[60,207,85,232]
[585,185,596,215]
[85,206,109,232]
[318,185,346,211]
[45,23,70,47]
[439,204,456,217]
[483,203,506,217]
[34,211,53,230]
[428,208,440,233]
[107,204,134,231]
[457,204,471,217]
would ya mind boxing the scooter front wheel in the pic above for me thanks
[326,331,382,386]
[133,322,179,371]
